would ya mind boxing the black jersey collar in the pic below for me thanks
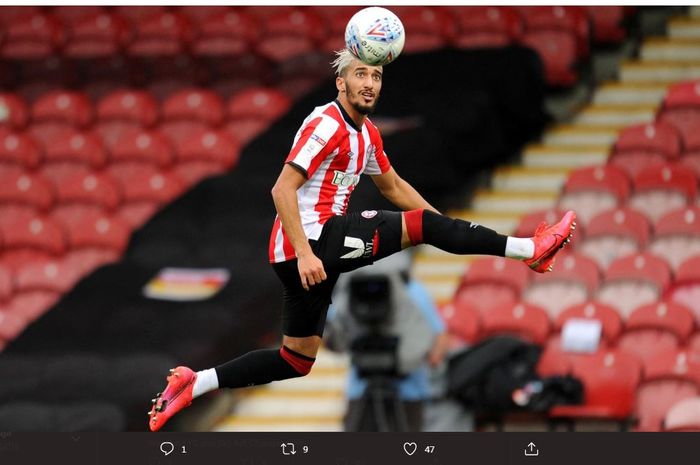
[334,99,361,132]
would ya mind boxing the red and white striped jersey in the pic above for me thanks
[269,100,391,263]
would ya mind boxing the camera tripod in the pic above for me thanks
[346,375,410,432]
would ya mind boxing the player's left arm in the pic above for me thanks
[371,167,440,214]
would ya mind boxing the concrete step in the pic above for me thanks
[522,145,609,169]
[213,416,343,432]
[542,125,620,146]
[573,104,657,126]
[492,166,570,194]
[592,82,668,106]
[414,255,470,279]
[472,190,558,214]
[641,37,700,62]
[669,16,700,38]
[620,60,700,83]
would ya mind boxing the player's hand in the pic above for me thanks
[297,253,327,291]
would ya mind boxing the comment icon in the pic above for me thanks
[160,442,175,456]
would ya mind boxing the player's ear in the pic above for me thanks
[336,76,346,93]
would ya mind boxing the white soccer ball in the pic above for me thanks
[344,7,405,66]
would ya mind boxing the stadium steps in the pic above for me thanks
[572,103,657,126]
[641,37,700,62]
[592,82,668,105]
[491,166,570,193]
[542,124,620,146]
[214,348,349,432]
[620,60,700,83]
[668,16,700,38]
[521,144,609,168]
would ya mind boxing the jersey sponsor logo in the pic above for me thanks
[340,236,374,259]
[332,170,360,188]
[361,210,378,219]
[347,150,355,159]
[310,133,327,146]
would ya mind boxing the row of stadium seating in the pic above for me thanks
[0,6,631,87]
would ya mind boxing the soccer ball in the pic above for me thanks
[345,7,405,66]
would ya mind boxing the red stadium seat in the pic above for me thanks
[161,88,225,126]
[53,172,122,213]
[0,93,30,130]
[30,90,93,146]
[668,256,700,324]
[0,172,54,212]
[649,207,700,270]
[64,211,130,254]
[256,8,322,63]
[107,128,174,173]
[629,164,696,223]
[38,129,107,185]
[689,332,700,353]
[664,397,700,431]
[520,6,590,59]
[609,121,682,178]
[537,337,573,376]
[549,349,642,421]
[14,257,82,294]
[117,171,184,228]
[244,6,297,19]
[127,11,193,57]
[64,12,130,59]
[0,216,67,270]
[584,6,626,44]
[180,6,230,25]
[451,6,522,49]
[637,350,700,431]
[596,253,672,318]
[227,87,292,121]
[3,291,59,322]
[520,30,578,87]
[274,53,331,100]
[400,7,456,53]
[0,12,65,59]
[555,301,623,346]
[523,252,600,318]
[112,6,167,24]
[97,89,159,127]
[479,302,551,345]
[191,9,256,57]
[62,249,120,277]
[0,310,27,348]
[51,6,105,24]
[319,8,359,54]
[618,301,695,362]
[0,205,38,230]
[174,129,240,170]
[578,207,651,270]
[439,300,481,345]
[514,208,569,237]
[0,6,42,25]
[558,165,631,225]
[0,131,42,170]
[658,80,700,141]
[454,257,530,313]
[0,266,12,303]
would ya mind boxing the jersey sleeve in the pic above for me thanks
[363,124,391,176]
[285,115,339,179]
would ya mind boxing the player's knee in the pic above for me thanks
[403,209,425,246]
[279,345,316,376]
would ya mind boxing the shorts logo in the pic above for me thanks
[332,170,360,188]
[361,210,378,219]
[310,134,327,146]
[340,236,374,259]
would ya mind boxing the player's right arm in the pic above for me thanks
[271,165,327,291]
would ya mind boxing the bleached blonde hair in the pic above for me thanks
[331,49,357,76]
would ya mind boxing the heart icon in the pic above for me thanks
[403,442,417,456]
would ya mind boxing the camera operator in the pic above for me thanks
[325,250,449,432]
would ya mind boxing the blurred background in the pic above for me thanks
[0,4,700,434]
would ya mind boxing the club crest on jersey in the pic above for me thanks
[310,134,327,146]
[361,210,378,219]
[367,145,376,158]
[332,170,360,188]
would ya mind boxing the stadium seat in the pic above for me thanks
[255,9,324,62]
[30,90,93,146]
[161,88,225,126]
[596,253,672,318]
[478,302,551,345]
[106,128,174,181]
[618,301,695,361]
[0,311,27,350]
[14,257,82,294]
[537,337,573,376]
[112,6,167,24]
[636,350,700,431]
[583,6,626,44]
[3,291,59,322]
[117,171,185,228]
[554,301,623,346]
[0,6,42,24]
[578,208,651,270]
[39,129,107,185]
[0,131,42,171]
[0,172,55,212]
[658,80,700,141]
[64,211,130,254]
[523,252,600,318]
[64,12,130,59]
[318,8,360,54]
[514,208,569,237]
[0,93,30,130]
[127,11,193,57]
[96,89,159,127]
[549,349,642,423]
[0,216,67,271]
[224,87,291,145]
[0,12,64,59]
[52,172,122,213]
[451,6,522,49]
[274,53,330,100]
[180,5,230,24]
[649,207,700,270]
[668,255,700,323]
[609,122,682,178]
[438,300,481,345]
[628,164,697,223]
[0,266,12,303]
[51,6,104,24]
[519,30,578,87]
[664,397,700,431]
[520,6,590,59]
[454,257,530,313]
[400,7,456,53]
[190,9,256,57]
[689,332,700,353]
[174,129,240,173]
[558,165,631,225]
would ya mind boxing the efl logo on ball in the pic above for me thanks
[345,7,405,66]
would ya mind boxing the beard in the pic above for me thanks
[346,84,380,115]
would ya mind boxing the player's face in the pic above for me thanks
[343,61,383,115]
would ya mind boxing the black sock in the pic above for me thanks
[422,210,507,257]
[215,347,313,389]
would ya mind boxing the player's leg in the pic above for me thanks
[399,209,576,272]
[148,262,337,432]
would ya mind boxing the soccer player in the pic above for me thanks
[148,49,576,431]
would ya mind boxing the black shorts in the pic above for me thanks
[271,210,403,337]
